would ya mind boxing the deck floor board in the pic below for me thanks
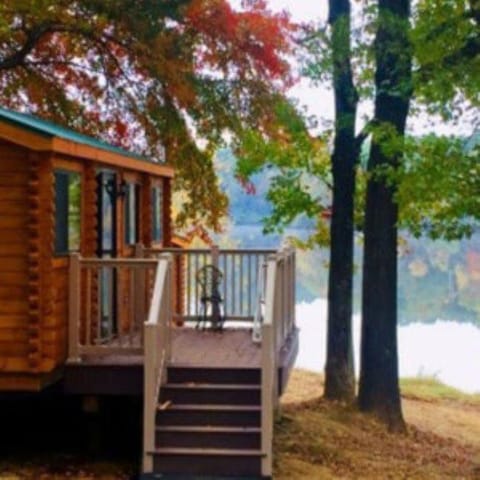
[77,328,262,368]
[171,328,261,368]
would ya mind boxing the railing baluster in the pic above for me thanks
[68,253,81,362]
[247,253,252,315]
[96,265,101,344]
[187,253,191,317]
[239,254,244,316]
[129,267,135,346]
[117,266,123,347]
[195,253,199,318]
[230,253,237,315]
[221,252,227,318]
[86,267,92,347]
[255,254,259,309]
[223,253,228,318]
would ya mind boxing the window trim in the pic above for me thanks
[124,182,140,246]
[54,169,82,256]
[151,185,164,244]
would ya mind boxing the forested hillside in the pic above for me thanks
[215,149,480,326]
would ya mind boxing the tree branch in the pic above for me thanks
[0,22,53,70]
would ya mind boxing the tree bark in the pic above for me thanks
[324,0,358,401]
[358,0,412,431]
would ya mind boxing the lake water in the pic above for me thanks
[296,298,480,394]
[217,224,480,394]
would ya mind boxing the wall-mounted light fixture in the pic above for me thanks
[105,178,128,198]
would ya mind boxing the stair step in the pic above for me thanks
[153,447,262,456]
[158,404,261,412]
[156,425,261,449]
[151,447,262,476]
[161,383,261,406]
[156,425,261,433]
[156,404,261,427]
[167,367,260,386]
[164,383,260,390]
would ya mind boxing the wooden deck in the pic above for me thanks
[66,248,297,477]
[64,326,298,396]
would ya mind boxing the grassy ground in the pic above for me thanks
[275,370,480,480]
[1,371,479,479]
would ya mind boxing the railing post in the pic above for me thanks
[163,254,173,363]
[261,255,277,478]
[68,253,81,362]
[291,248,296,332]
[143,322,155,473]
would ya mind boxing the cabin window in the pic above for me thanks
[124,183,140,245]
[54,171,81,254]
[152,185,163,243]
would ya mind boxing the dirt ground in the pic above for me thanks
[1,370,479,479]
[276,370,480,480]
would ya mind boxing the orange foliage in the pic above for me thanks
[185,0,295,86]
[0,0,298,230]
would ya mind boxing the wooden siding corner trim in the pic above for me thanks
[26,152,42,370]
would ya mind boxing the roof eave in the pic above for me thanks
[0,120,174,178]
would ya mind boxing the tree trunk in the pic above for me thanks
[358,0,412,431]
[324,0,358,401]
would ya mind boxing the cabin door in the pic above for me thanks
[96,171,118,340]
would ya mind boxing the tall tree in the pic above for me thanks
[235,0,478,426]
[358,0,412,431]
[323,0,358,401]
[0,0,296,230]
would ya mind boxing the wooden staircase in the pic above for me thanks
[149,366,265,478]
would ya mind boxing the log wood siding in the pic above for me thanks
[0,142,31,373]
[0,123,173,390]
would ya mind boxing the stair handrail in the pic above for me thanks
[142,253,173,474]
[260,253,280,478]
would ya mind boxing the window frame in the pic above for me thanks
[124,182,140,246]
[54,169,82,256]
[151,185,164,244]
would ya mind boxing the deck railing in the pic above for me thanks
[261,247,296,477]
[144,246,275,325]
[68,253,157,361]
[68,246,296,477]
[143,254,173,473]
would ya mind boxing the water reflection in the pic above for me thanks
[296,298,480,394]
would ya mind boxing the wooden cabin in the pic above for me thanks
[0,107,299,478]
[0,107,173,391]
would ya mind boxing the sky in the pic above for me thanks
[267,1,335,129]
[229,0,327,22]
[229,1,334,126]
[230,0,475,136]
[262,0,327,22]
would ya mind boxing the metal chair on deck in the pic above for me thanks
[195,264,224,331]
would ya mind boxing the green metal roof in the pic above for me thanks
[0,106,150,162]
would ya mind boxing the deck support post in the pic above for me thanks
[68,253,81,362]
